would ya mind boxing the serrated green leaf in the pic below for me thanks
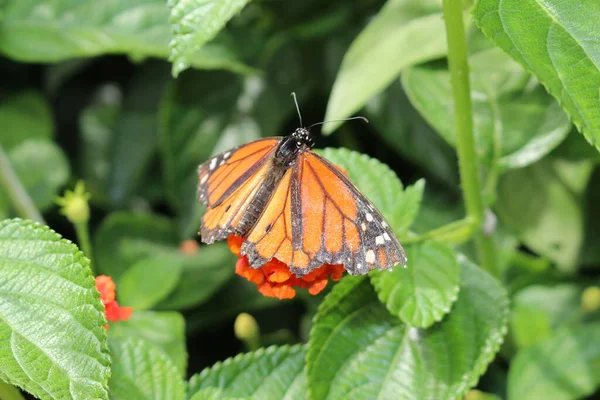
[371,241,461,328]
[108,337,185,400]
[94,212,179,280]
[364,80,460,185]
[0,139,70,213]
[473,0,600,151]
[109,311,187,376]
[495,157,588,270]
[0,219,110,400]
[117,254,184,310]
[157,243,235,310]
[323,0,448,133]
[307,258,508,400]
[0,92,53,151]
[168,0,252,76]
[403,49,571,169]
[317,148,425,236]
[508,324,600,400]
[0,0,250,73]
[187,345,306,399]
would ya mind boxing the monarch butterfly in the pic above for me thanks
[197,94,406,276]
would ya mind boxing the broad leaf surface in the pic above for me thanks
[307,258,508,400]
[403,48,571,169]
[0,0,249,73]
[508,324,600,400]
[323,0,447,133]
[371,241,461,328]
[187,345,306,399]
[0,92,53,151]
[0,219,110,400]
[94,212,179,280]
[474,0,600,151]
[157,243,235,310]
[117,254,184,310]
[318,148,425,237]
[168,0,252,76]
[109,311,187,376]
[108,337,185,400]
[0,139,70,212]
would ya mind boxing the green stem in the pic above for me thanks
[0,144,45,224]
[442,0,498,276]
[74,221,95,274]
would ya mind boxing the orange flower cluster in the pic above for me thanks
[228,235,345,299]
[95,275,132,328]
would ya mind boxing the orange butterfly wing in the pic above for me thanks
[197,138,281,243]
[240,150,406,276]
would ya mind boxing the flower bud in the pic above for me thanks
[234,313,260,349]
[582,286,600,313]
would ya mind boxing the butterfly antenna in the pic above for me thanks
[308,116,369,130]
[291,92,303,127]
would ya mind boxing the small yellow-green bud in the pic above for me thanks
[581,286,600,313]
[234,313,259,347]
[56,181,91,224]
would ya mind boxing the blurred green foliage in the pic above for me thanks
[0,0,599,399]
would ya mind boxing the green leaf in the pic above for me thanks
[108,337,185,400]
[0,219,110,400]
[0,381,26,400]
[109,311,187,376]
[495,157,589,270]
[323,0,448,133]
[0,139,70,213]
[158,70,242,210]
[94,212,179,280]
[307,258,508,400]
[508,324,600,400]
[402,49,571,169]
[317,148,425,236]
[371,241,461,328]
[473,0,600,151]
[78,101,120,205]
[117,254,184,310]
[0,91,53,151]
[157,243,235,310]
[187,345,306,399]
[0,0,250,73]
[510,284,584,349]
[107,64,171,206]
[168,0,252,76]
[364,80,460,185]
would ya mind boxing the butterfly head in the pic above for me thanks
[274,128,314,168]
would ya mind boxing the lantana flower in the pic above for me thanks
[95,275,132,328]
[228,235,345,300]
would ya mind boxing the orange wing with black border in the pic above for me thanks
[197,138,281,244]
[240,150,406,276]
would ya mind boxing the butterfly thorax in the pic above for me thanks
[274,128,315,168]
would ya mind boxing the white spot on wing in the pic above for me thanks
[382,221,388,228]
[383,232,391,241]
[366,213,373,222]
[366,250,375,263]
[209,158,217,170]
[361,222,367,231]
[375,235,384,245]
[200,174,208,184]
[223,151,231,159]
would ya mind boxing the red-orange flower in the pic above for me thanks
[95,275,132,328]
[228,235,345,300]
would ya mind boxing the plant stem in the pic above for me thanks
[442,0,498,276]
[0,144,46,225]
[74,221,95,274]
